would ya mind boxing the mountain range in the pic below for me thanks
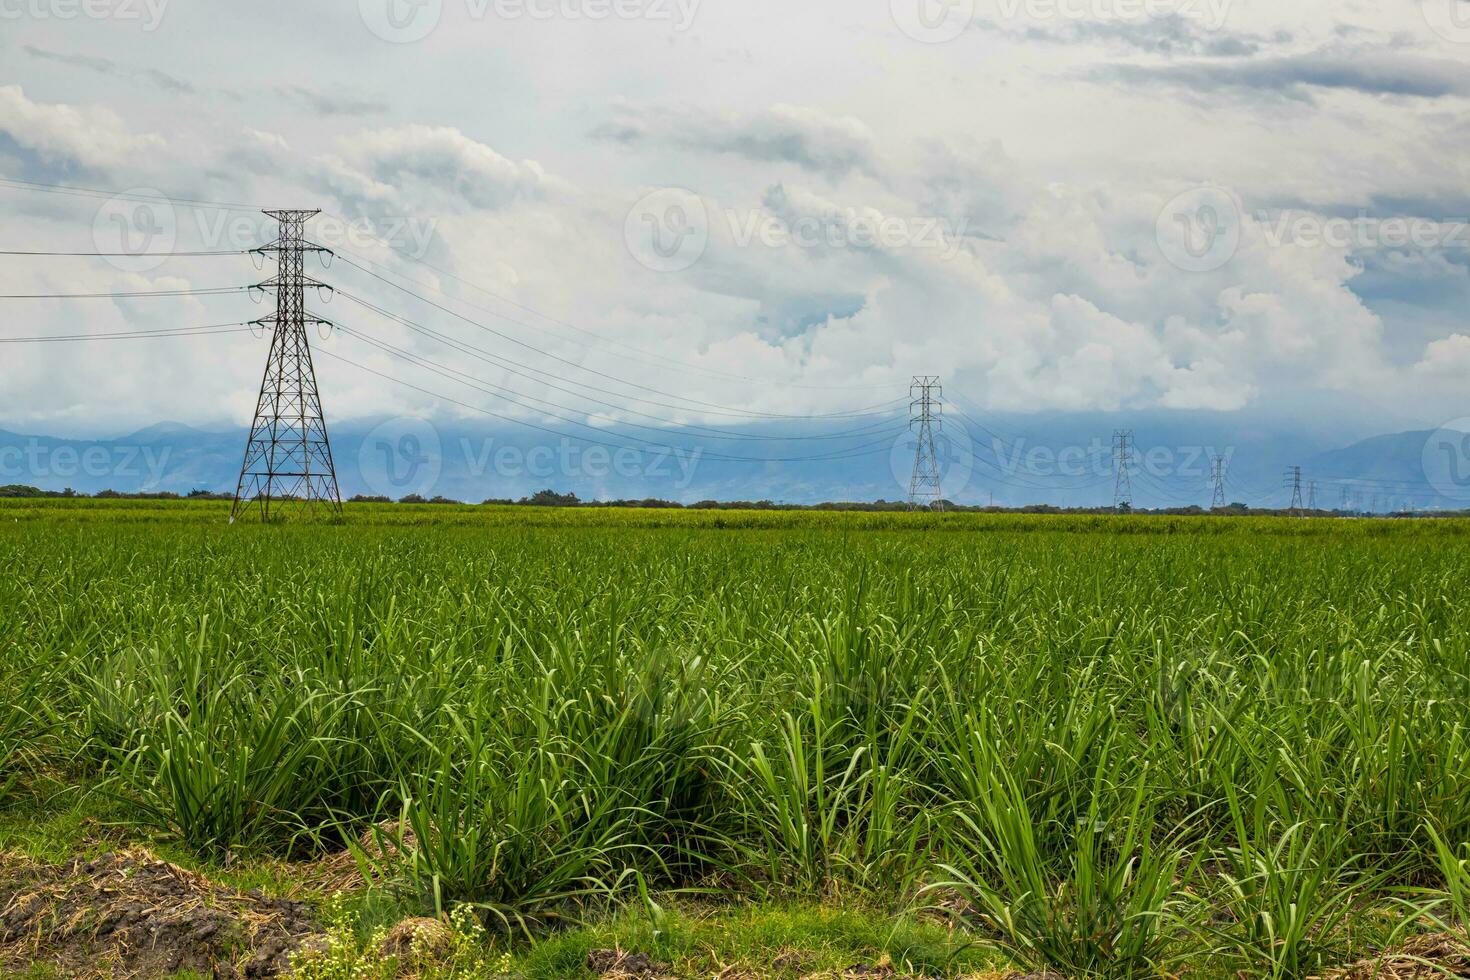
[1,409,1462,511]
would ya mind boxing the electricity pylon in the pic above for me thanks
[231,209,341,522]
[1112,430,1133,511]
[1307,480,1318,511]
[1211,454,1227,509]
[1286,466,1303,514]
[908,376,944,511]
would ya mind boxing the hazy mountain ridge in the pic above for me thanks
[0,416,1456,509]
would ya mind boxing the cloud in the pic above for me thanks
[319,125,553,213]
[0,85,164,171]
[982,13,1280,58]
[1100,47,1470,100]
[280,85,388,117]
[593,102,881,178]
[23,45,195,94]
[1414,334,1470,376]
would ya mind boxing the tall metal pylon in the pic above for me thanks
[1112,430,1134,511]
[1307,480,1318,511]
[908,376,944,511]
[1211,454,1227,509]
[1286,466,1304,513]
[231,209,341,522]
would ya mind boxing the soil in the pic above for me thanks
[1318,932,1470,979]
[0,848,325,978]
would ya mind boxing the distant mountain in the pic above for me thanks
[0,412,1455,510]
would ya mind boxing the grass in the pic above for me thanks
[1,500,1469,977]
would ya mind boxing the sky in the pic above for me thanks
[2,0,1470,463]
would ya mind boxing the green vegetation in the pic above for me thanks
[2,499,1468,977]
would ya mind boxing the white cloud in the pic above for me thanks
[0,85,163,170]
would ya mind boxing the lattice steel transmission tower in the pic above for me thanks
[1112,430,1134,510]
[1211,454,1228,509]
[1286,465,1304,513]
[1307,480,1318,511]
[908,376,944,511]
[231,209,341,522]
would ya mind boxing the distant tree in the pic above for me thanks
[521,489,580,507]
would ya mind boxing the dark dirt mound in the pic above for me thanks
[0,848,324,978]
[587,948,678,978]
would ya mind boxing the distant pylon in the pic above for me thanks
[1286,465,1303,513]
[1211,454,1227,509]
[1112,430,1134,510]
[1307,480,1318,511]
[231,209,341,522]
[908,376,944,511]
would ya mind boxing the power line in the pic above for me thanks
[316,347,905,465]
[0,286,249,299]
[330,247,905,393]
[0,248,248,257]
[0,322,251,343]
[335,321,903,444]
[332,285,901,422]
